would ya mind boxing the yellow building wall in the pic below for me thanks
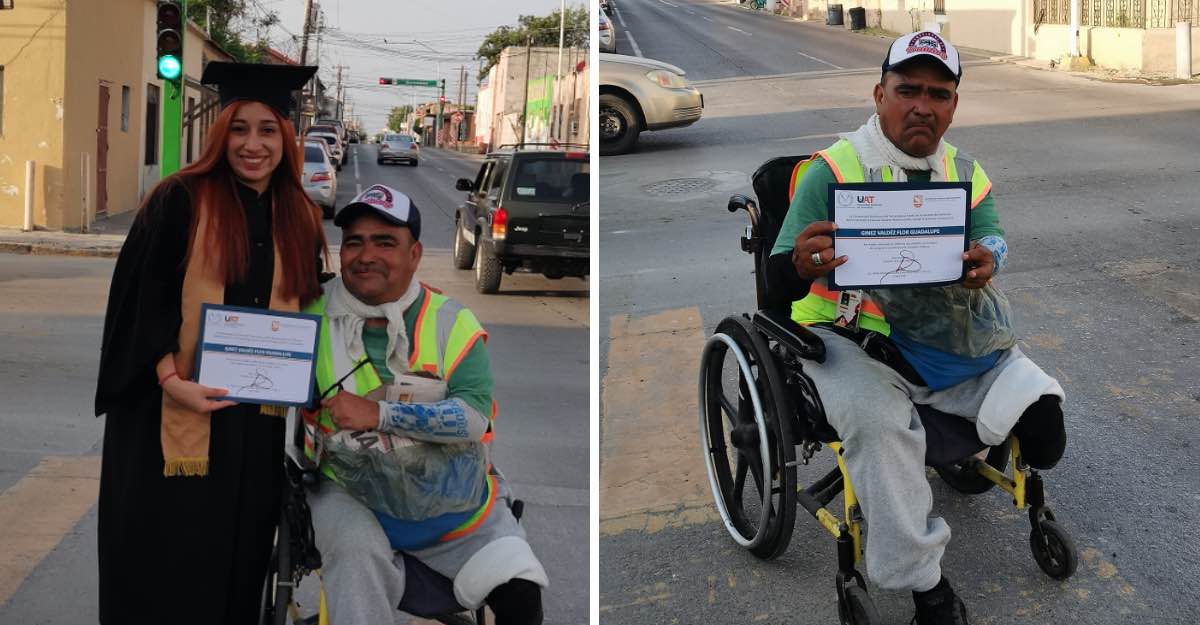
[0,0,67,229]
[62,0,147,228]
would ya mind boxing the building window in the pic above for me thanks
[934,0,945,14]
[145,83,159,166]
[121,86,130,132]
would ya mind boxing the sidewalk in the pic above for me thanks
[0,209,135,258]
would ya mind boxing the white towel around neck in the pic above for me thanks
[323,275,423,378]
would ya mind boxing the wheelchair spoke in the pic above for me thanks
[744,448,766,499]
[732,453,748,503]
[718,392,738,427]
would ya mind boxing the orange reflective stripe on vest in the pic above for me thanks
[809,281,885,317]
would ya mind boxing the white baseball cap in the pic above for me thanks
[882,31,961,83]
[334,183,422,240]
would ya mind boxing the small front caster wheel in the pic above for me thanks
[839,586,882,625]
[1031,519,1078,580]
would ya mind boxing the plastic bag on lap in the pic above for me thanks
[868,283,1016,358]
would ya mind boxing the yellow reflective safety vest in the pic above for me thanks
[786,138,993,334]
[301,283,496,541]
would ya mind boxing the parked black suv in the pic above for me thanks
[453,146,590,293]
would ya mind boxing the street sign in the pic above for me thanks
[378,78,439,87]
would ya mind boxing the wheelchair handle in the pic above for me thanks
[727,194,760,230]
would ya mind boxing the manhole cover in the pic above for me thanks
[642,177,717,195]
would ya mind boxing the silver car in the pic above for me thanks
[302,140,338,219]
[377,133,419,166]
[599,8,617,54]
[308,131,344,170]
[599,53,704,156]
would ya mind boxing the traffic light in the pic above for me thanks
[156,1,184,83]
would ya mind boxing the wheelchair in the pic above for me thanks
[259,411,523,625]
[698,155,1079,624]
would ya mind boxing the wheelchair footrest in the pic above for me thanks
[752,309,826,362]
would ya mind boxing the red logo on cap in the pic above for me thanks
[906,32,948,60]
[360,186,393,210]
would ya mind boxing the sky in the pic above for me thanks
[247,0,588,132]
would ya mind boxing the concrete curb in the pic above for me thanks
[0,233,124,259]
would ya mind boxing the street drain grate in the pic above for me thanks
[642,177,717,195]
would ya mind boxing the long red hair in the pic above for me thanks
[150,100,327,304]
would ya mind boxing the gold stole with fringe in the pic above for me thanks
[161,197,299,477]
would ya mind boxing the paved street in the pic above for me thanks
[0,147,589,624]
[600,1,1200,623]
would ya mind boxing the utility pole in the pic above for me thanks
[333,65,348,120]
[436,78,445,148]
[297,0,315,131]
[521,35,532,146]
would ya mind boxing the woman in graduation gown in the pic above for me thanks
[94,63,326,624]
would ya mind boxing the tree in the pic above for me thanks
[476,7,589,79]
[186,0,278,63]
[387,105,414,132]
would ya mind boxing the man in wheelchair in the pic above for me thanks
[299,185,547,624]
[766,33,1067,624]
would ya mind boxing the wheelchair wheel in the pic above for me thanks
[1030,519,1078,580]
[933,439,1011,495]
[699,315,797,560]
[259,513,293,625]
[839,586,881,625]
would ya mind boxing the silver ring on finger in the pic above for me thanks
[811,251,824,266]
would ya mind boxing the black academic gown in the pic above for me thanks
[95,179,284,625]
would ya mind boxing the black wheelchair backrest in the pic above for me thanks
[751,155,811,253]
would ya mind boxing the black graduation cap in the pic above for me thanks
[201,62,318,116]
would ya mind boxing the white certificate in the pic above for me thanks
[194,304,321,406]
[828,182,971,290]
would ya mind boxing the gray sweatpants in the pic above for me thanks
[309,476,547,624]
[801,327,1021,592]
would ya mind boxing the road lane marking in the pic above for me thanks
[702,15,713,20]
[612,2,643,57]
[658,0,679,6]
[601,308,714,535]
[728,25,752,35]
[0,455,101,604]
[625,30,644,57]
[614,3,629,27]
[796,50,844,69]
[353,147,360,181]
[356,183,363,195]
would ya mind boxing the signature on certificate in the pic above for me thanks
[238,368,276,394]
[880,250,923,284]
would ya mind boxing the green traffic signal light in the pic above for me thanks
[156,1,183,82]
[158,55,182,81]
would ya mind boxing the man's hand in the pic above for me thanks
[321,391,380,431]
[961,242,995,289]
[790,221,848,280]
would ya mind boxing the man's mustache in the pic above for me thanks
[349,263,387,275]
